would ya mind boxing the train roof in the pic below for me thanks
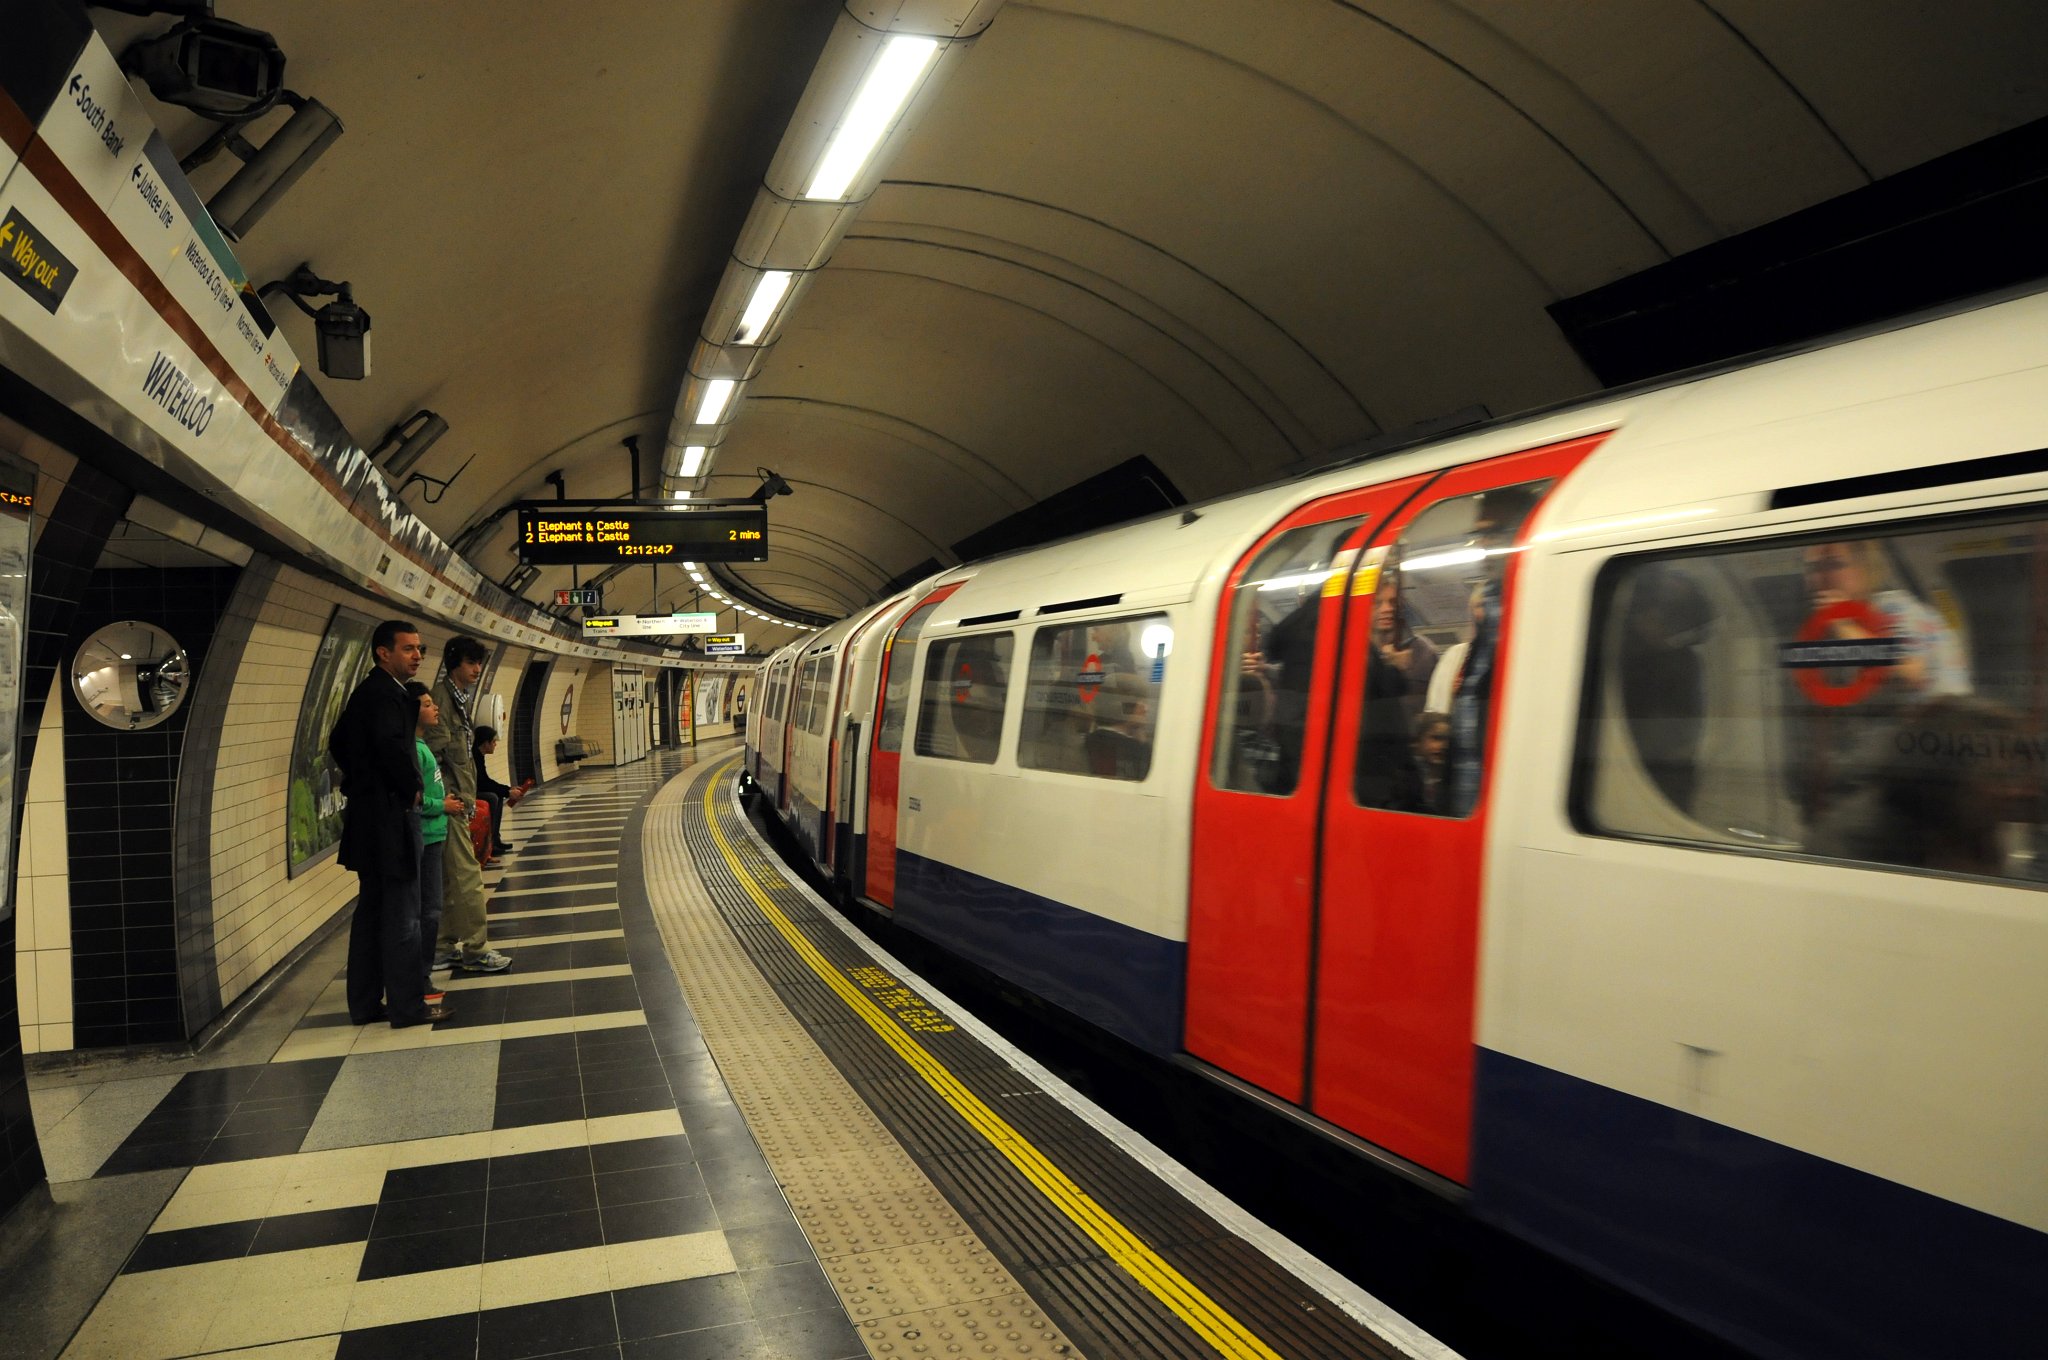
[905,285,2048,629]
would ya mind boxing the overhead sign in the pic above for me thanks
[517,501,767,565]
[705,634,746,655]
[556,587,600,608]
[581,612,720,638]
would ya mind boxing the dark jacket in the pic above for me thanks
[329,666,423,875]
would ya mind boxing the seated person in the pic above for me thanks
[1085,673,1155,781]
[472,724,517,859]
[1810,695,2035,877]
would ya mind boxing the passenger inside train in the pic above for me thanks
[1582,514,2047,883]
[1222,518,1361,794]
[1357,483,1545,816]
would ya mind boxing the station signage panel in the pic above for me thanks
[705,634,746,655]
[580,612,720,638]
[517,502,768,565]
[556,587,600,608]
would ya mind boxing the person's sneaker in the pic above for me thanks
[421,989,446,1006]
[431,948,459,970]
[452,948,512,974]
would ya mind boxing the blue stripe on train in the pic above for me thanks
[896,850,1185,1054]
[1471,1048,2048,1360]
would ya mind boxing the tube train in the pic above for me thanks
[742,288,2048,1360]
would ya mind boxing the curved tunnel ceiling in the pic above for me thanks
[92,0,2048,641]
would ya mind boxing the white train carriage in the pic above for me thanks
[746,288,2048,1359]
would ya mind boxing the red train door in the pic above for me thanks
[1185,478,1432,1100]
[863,585,960,907]
[824,598,906,872]
[1309,435,1603,1182]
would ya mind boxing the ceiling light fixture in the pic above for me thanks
[731,271,793,345]
[672,490,691,500]
[804,35,941,201]
[694,379,736,425]
[679,445,707,477]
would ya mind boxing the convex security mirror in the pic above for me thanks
[72,622,192,730]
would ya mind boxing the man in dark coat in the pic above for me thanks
[328,620,451,1026]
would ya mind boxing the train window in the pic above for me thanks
[1353,482,1549,817]
[1018,615,1170,781]
[877,598,943,753]
[1213,517,1366,795]
[1577,514,2047,885]
[792,656,823,732]
[805,656,835,736]
[914,632,1014,763]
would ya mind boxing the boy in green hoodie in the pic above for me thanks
[407,681,463,1006]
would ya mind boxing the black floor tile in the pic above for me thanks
[357,1222,486,1280]
[482,1207,604,1262]
[495,1073,585,1106]
[382,1157,489,1202]
[614,1274,750,1340]
[491,1144,593,1187]
[723,1219,814,1271]
[578,1026,658,1056]
[583,1086,676,1121]
[595,1163,704,1209]
[494,1094,588,1129]
[590,1135,693,1176]
[489,1174,597,1223]
[122,1108,231,1146]
[244,1057,345,1096]
[122,1218,260,1273]
[600,1193,718,1244]
[755,1308,866,1360]
[97,1139,211,1176]
[338,1309,479,1360]
[249,1204,377,1255]
[674,1113,760,1164]
[371,1188,487,1239]
[477,1288,618,1360]
[215,1100,321,1138]
[199,1127,309,1164]
[499,989,578,1023]
[501,1032,580,1065]
[740,1260,839,1319]
[578,1060,666,1096]
[621,1321,765,1360]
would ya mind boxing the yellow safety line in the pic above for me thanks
[698,758,1286,1360]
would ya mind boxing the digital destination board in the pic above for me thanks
[517,502,768,564]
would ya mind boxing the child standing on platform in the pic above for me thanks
[407,681,461,1005]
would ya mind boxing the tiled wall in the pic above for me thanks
[65,565,243,1049]
[15,678,70,1055]
[508,657,552,786]
[537,660,587,784]
[575,664,619,767]
[1,442,122,1220]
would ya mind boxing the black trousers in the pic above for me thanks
[477,789,507,851]
[346,812,426,1023]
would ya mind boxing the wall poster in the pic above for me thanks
[286,606,377,874]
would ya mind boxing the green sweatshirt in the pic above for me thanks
[416,738,449,845]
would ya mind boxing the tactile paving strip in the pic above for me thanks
[639,762,1079,1359]
[650,755,1427,1360]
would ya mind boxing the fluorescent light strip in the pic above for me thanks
[693,379,736,425]
[732,271,793,344]
[680,445,707,477]
[672,490,691,499]
[804,36,942,201]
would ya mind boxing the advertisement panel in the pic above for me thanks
[286,606,376,873]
